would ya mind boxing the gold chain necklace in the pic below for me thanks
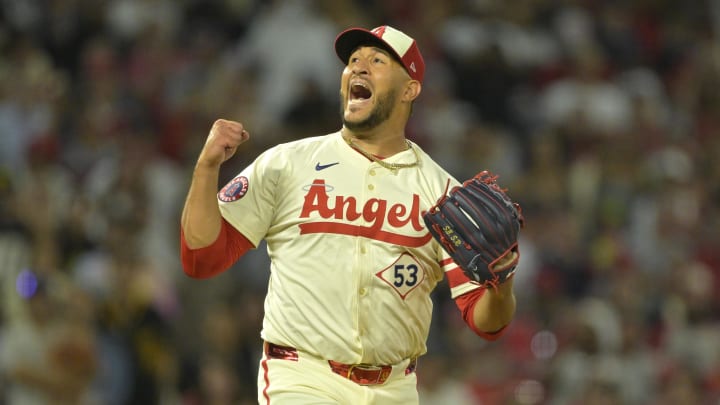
[343,136,420,172]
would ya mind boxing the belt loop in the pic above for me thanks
[405,358,417,375]
[265,341,299,361]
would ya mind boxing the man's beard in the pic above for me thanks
[341,89,398,132]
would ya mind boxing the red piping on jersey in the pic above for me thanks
[299,222,432,247]
[261,356,270,404]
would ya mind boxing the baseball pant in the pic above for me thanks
[257,342,419,404]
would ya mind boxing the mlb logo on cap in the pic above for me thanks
[334,25,425,83]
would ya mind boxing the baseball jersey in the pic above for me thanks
[218,131,481,365]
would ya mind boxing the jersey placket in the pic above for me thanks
[354,163,383,358]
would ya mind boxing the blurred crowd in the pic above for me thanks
[1,0,719,404]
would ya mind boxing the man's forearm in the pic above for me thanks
[472,278,516,333]
[181,162,223,249]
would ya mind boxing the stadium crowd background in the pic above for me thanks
[1,0,719,403]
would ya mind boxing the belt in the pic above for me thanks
[264,342,417,386]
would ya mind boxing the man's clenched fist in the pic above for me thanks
[198,119,250,167]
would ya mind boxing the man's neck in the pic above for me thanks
[341,128,408,158]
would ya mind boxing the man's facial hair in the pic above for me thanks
[341,88,398,133]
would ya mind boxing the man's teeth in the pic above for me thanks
[350,83,371,100]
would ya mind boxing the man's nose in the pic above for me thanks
[350,60,368,75]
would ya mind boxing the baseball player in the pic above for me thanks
[180,25,518,404]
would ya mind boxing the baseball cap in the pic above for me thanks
[334,25,425,83]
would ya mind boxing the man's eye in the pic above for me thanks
[373,57,385,64]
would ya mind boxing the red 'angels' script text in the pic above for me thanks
[298,179,432,247]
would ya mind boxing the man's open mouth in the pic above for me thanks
[349,82,372,102]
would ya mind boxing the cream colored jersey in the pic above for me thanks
[219,131,481,365]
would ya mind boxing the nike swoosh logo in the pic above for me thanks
[315,162,340,171]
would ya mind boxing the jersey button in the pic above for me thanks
[368,184,375,191]
[359,287,368,296]
[369,169,376,176]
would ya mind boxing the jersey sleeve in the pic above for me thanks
[180,219,255,278]
[454,288,508,341]
[440,254,482,300]
[217,147,281,246]
[440,250,508,341]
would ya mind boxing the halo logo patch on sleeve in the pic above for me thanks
[218,176,249,202]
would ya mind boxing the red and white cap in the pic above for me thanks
[334,25,425,83]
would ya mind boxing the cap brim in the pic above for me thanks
[334,28,403,66]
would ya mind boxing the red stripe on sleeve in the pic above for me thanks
[445,267,471,288]
[180,219,255,279]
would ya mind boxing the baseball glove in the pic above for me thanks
[423,171,525,289]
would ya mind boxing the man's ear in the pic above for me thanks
[402,80,422,102]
